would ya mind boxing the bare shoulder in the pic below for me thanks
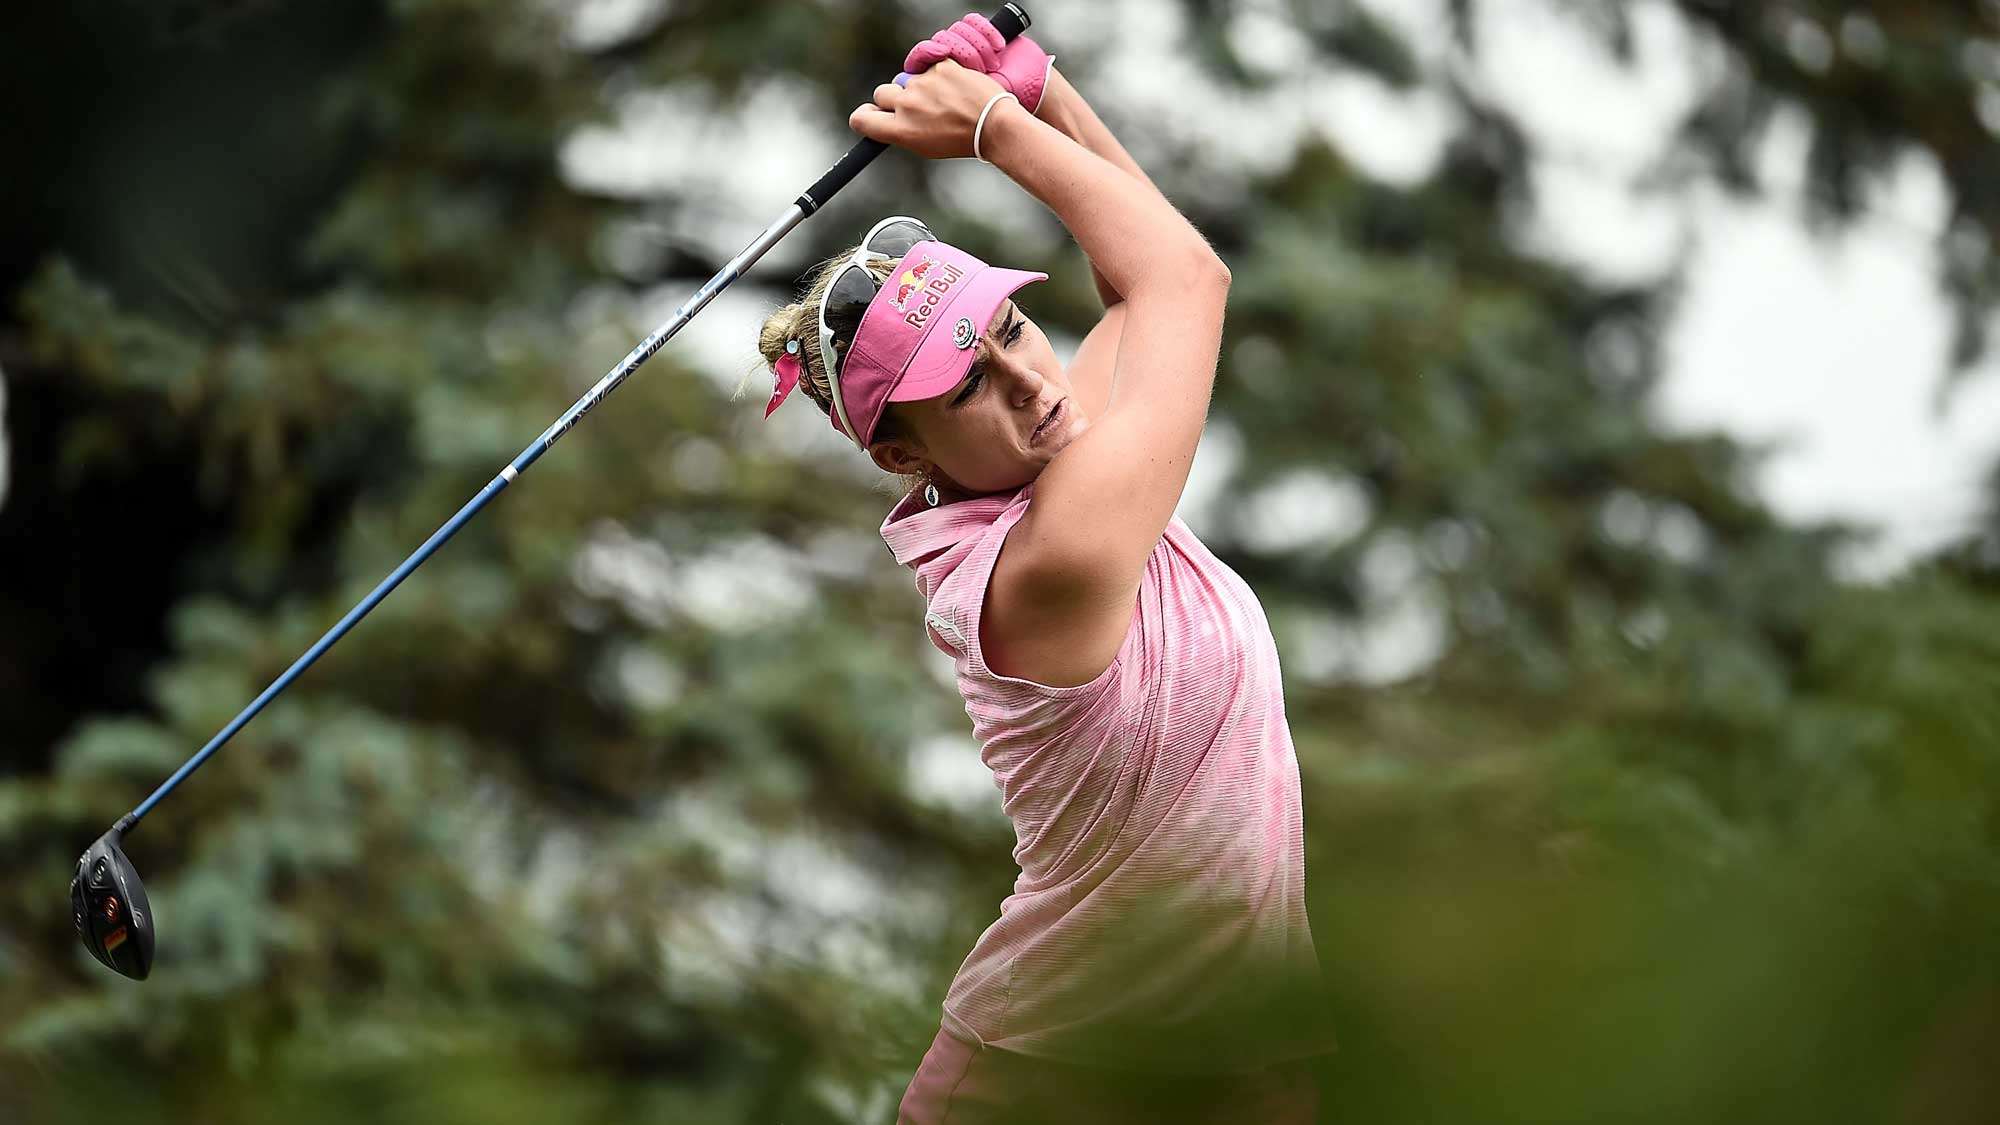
[978,505,1142,689]
[960,305,1139,688]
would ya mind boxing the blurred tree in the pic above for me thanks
[1,1,1996,1123]
[1655,0,2000,373]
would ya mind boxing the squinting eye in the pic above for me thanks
[952,370,983,406]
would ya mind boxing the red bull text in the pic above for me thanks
[900,261,966,331]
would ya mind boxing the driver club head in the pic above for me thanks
[70,818,154,980]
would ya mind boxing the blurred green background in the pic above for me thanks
[4,1,1998,1122]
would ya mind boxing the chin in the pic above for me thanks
[1039,414,1086,457]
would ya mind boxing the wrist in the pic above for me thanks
[1037,64,1077,130]
[976,93,1034,164]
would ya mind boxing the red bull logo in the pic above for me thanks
[890,256,938,311]
[900,260,966,331]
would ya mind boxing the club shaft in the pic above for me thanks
[128,204,809,824]
[124,1,1032,828]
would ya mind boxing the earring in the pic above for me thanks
[923,478,941,508]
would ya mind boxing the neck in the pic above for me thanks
[923,476,1031,506]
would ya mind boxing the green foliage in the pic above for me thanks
[2,1,1998,1123]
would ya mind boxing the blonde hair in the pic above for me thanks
[753,248,923,496]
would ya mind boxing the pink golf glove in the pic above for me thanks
[903,12,1054,116]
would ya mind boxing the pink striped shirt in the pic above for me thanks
[881,480,1339,1074]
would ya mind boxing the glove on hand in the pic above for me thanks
[903,12,1053,115]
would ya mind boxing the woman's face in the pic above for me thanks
[870,301,1088,494]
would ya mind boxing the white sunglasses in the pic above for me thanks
[816,215,936,446]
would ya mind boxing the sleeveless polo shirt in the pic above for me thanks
[880,480,1339,1074]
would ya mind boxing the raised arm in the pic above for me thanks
[976,96,1228,609]
[850,61,1228,619]
[897,14,1174,310]
[1034,67,1169,309]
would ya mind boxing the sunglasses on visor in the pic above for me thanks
[817,215,935,444]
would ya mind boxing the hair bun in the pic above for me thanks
[758,302,813,370]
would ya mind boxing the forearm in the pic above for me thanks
[1035,68,1170,306]
[981,99,1223,302]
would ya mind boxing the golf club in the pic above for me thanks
[69,3,1033,981]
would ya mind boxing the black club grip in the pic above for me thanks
[796,4,1032,215]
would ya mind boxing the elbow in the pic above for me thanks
[1173,246,1231,295]
[1205,252,1232,290]
[1129,244,1232,303]
[1184,240,1230,290]
[1189,251,1231,303]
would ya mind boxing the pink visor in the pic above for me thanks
[830,239,1046,449]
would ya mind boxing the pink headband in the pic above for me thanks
[764,238,1045,448]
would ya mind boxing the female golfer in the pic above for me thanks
[756,16,1337,1123]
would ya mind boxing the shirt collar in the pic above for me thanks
[879,481,1034,568]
